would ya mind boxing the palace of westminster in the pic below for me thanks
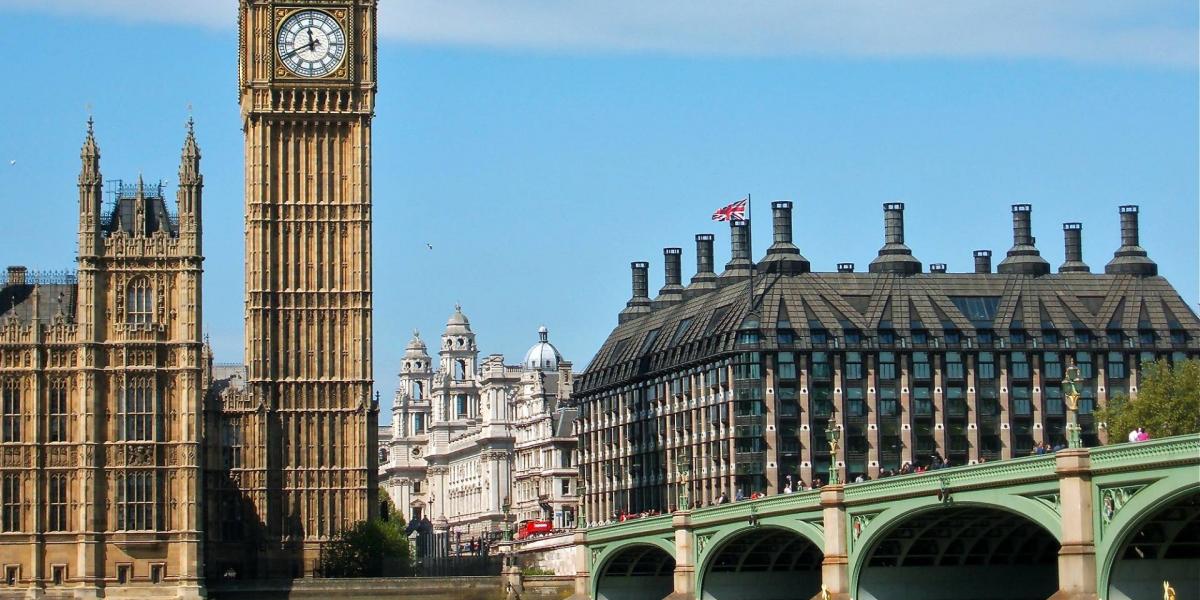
[0,0,1197,598]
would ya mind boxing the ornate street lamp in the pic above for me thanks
[501,496,513,541]
[825,423,841,485]
[1061,358,1082,449]
[675,452,692,511]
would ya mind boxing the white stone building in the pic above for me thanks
[379,307,579,539]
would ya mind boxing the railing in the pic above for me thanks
[1,270,77,286]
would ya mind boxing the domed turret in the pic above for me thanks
[523,326,563,371]
[402,330,431,373]
[445,303,472,335]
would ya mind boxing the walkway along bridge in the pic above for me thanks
[560,434,1198,600]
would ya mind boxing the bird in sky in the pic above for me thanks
[426,242,433,250]
[8,160,14,166]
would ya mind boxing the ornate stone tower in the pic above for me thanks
[236,0,378,575]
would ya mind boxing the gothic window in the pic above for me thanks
[1,473,20,532]
[48,474,67,531]
[116,471,157,531]
[221,420,243,470]
[48,379,68,443]
[1,380,19,443]
[119,377,156,441]
[126,278,153,326]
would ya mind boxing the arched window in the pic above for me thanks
[126,278,153,325]
[379,447,390,464]
[1,379,19,443]
[47,474,67,531]
[454,360,466,381]
[412,382,423,400]
[1,473,20,532]
[119,377,155,441]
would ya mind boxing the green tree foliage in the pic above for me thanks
[379,486,399,522]
[318,519,414,577]
[1100,359,1200,442]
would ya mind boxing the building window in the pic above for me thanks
[117,471,156,531]
[453,360,467,381]
[126,277,153,325]
[1044,387,1064,415]
[912,352,931,381]
[846,387,865,416]
[1010,352,1030,380]
[878,352,897,381]
[455,395,468,419]
[48,379,68,443]
[811,352,831,379]
[150,564,164,584]
[1107,352,1126,380]
[878,388,898,416]
[561,479,570,495]
[1,474,20,532]
[48,474,67,531]
[1043,352,1062,380]
[412,381,423,400]
[1,380,19,443]
[946,387,966,417]
[51,566,65,586]
[977,352,996,380]
[222,420,243,470]
[913,387,932,416]
[1075,352,1094,379]
[1012,386,1032,416]
[844,352,863,381]
[945,353,964,380]
[119,378,155,441]
[1043,330,1059,345]
[777,352,797,380]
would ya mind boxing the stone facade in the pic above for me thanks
[0,121,206,598]
[209,0,380,578]
[575,201,1200,521]
[380,309,580,539]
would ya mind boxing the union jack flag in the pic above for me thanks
[712,198,748,222]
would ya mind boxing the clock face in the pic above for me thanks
[277,10,347,78]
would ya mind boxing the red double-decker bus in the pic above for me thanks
[515,520,554,540]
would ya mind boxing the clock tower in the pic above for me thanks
[225,0,378,576]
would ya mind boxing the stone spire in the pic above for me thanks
[78,117,103,257]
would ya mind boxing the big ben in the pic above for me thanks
[222,0,379,576]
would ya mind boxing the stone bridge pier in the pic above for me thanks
[571,435,1198,600]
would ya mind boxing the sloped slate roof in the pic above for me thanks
[577,271,1200,395]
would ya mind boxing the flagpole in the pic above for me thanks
[747,193,756,315]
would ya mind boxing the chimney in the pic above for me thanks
[654,248,685,306]
[618,261,652,323]
[868,203,921,275]
[997,204,1050,276]
[930,263,947,273]
[719,219,754,284]
[837,263,855,273]
[973,250,992,274]
[5,266,27,286]
[759,201,810,274]
[687,234,718,296]
[1059,223,1089,273]
[1105,205,1157,276]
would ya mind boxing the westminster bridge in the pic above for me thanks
[560,435,1198,600]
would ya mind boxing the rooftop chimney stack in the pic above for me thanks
[618,261,652,323]
[654,248,685,306]
[719,219,754,285]
[837,263,855,273]
[973,250,992,274]
[1059,223,1090,273]
[5,266,27,286]
[687,234,718,296]
[1105,205,1158,276]
[759,200,810,274]
[869,202,922,275]
[997,204,1051,276]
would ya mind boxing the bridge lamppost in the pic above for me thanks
[1061,358,1083,449]
[576,466,587,528]
[825,423,841,485]
[675,452,692,511]
[501,497,513,541]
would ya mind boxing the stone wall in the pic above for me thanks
[208,577,505,600]
[506,533,578,576]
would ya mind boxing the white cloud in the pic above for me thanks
[6,0,1196,67]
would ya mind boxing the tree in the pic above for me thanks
[1099,359,1200,442]
[317,519,415,577]
[379,486,399,522]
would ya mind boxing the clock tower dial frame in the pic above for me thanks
[221,0,379,579]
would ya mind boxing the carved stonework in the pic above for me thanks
[590,546,606,567]
[696,532,715,554]
[851,512,880,543]
[127,444,155,466]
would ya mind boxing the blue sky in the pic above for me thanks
[0,2,1196,419]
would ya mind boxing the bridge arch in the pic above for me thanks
[696,524,823,600]
[1100,473,1200,600]
[591,540,676,600]
[851,495,1061,600]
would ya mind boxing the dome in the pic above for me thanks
[445,303,472,335]
[523,326,563,371]
[404,330,429,359]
